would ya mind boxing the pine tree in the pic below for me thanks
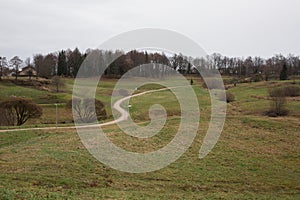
[57,50,67,76]
[280,63,288,80]
[67,48,83,77]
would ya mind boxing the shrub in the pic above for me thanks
[67,98,107,123]
[284,86,300,97]
[0,107,14,126]
[51,76,65,92]
[269,86,300,97]
[226,92,235,103]
[216,91,235,103]
[251,74,263,82]
[269,87,284,97]
[266,88,289,117]
[0,97,42,126]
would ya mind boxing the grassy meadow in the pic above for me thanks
[0,77,299,199]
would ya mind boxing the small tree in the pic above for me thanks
[57,50,68,76]
[33,54,44,78]
[0,97,42,126]
[266,88,289,117]
[67,98,107,123]
[51,76,65,92]
[10,56,23,80]
[280,63,288,80]
[40,53,57,78]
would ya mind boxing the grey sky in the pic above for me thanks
[1,0,299,60]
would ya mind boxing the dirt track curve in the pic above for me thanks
[0,87,174,133]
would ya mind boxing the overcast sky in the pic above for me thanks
[1,0,300,60]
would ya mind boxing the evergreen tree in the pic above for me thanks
[67,48,83,77]
[280,63,288,80]
[145,51,149,63]
[57,50,67,76]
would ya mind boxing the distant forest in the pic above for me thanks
[1,48,300,81]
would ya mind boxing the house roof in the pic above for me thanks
[21,66,36,71]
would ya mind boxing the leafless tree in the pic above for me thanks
[33,54,44,78]
[41,53,57,78]
[0,97,43,126]
[10,56,23,80]
[267,88,289,117]
[67,98,107,123]
[51,76,65,92]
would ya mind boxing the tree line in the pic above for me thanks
[1,49,299,80]
[191,53,299,80]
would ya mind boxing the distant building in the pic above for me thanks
[19,66,37,77]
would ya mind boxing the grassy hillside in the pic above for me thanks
[0,78,118,127]
[0,77,299,199]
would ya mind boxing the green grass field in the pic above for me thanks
[0,77,299,199]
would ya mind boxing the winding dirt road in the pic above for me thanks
[0,87,172,133]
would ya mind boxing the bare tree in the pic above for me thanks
[0,97,43,126]
[33,54,44,78]
[267,88,289,117]
[40,53,57,78]
[66,98,107,123]
[10,56,23,80]
[51,76,65,92]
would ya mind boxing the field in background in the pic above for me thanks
[0,77,299,199]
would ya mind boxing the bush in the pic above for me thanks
[269,86,300,97]
[0,97,42,126]
[226,92,235,103]
[216,91,235,103]
[284,86,300,97]
[266,88,289,117]
[67,98,107,123]
[51,76,65,92]
[269,87,284,97]
[0,107,14,126]
[251,74,263,82]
